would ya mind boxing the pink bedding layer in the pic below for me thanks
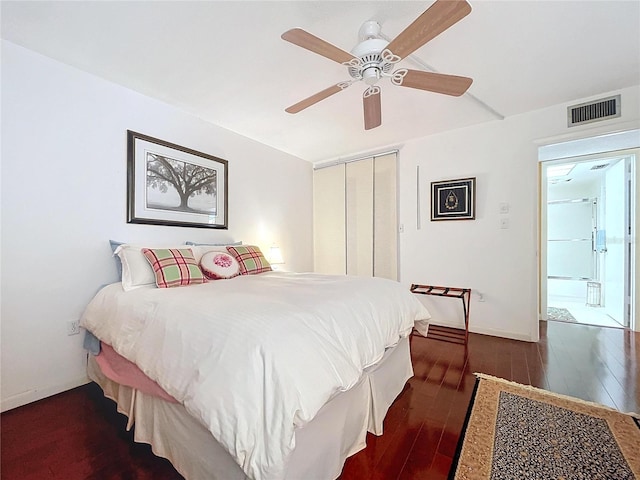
[95,343,178,403]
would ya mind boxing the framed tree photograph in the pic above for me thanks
[431,177,476,221]
[127,130,228,229]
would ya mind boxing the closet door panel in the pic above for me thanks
[374,153,398,280]
[346,159,374,276]
[313,164,346,274]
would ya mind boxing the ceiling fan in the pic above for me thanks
[281,0,473,130]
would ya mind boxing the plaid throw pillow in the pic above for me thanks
[141,248,206,288]
[226,245,272,275]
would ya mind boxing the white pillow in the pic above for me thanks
[115,243,187,291]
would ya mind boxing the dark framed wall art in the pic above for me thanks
[127,130,228,229]
[431,177,476,221]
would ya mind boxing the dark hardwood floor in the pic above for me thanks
[2,321,638,480]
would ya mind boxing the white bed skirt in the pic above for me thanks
[87,336,413,480]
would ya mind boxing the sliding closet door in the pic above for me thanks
[346,159,374,276]
[374,153,397,280]
[313,164,346,274]
[313,152,397,278]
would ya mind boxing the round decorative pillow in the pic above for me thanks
[199,251,240,280]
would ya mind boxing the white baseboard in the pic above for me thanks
[1,375,90,412]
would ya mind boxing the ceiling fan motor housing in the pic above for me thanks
[349,37,392,85]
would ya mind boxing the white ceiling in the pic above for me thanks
[548,154,630,191]
[2,1,639,163]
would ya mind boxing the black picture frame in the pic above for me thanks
[431,177,476,221]
[127,130,228,229]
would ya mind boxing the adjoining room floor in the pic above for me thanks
[547,298,624,329]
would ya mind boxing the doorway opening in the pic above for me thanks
[540,148,636,330]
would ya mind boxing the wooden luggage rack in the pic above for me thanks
[410,284,471,345]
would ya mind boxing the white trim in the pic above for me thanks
[534,120,640,147]
[539,129,640,162]
[416,165,421,230]
[1,374,90,412]
[314,148,401,170]
[631,155,638,332]
[538,145,638,333]
[395,153,401,282]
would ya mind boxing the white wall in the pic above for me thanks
[397,85,640,342]
[547,178,600,202]
[0,41,313,411]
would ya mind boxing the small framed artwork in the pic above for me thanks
[431,177,476,221]
[127,130,228,229]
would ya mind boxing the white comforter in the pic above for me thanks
[80,272,430,480]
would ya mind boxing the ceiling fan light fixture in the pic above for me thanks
[362,67,380,85]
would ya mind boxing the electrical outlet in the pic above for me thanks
[67,320,80,336]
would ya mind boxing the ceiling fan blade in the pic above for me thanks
[282,28,357,64]
[386,0,471,59]
[363,90,382,130]
[397,69,472,96]
[285,84,346,114]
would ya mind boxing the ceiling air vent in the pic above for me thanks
[567,95,620,127]
[590,163,609,171]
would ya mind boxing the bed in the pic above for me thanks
[80,244,430,480]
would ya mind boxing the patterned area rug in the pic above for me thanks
[449,374,640,480]
[547,306,577,323]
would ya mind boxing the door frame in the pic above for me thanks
[539,148,637,331]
